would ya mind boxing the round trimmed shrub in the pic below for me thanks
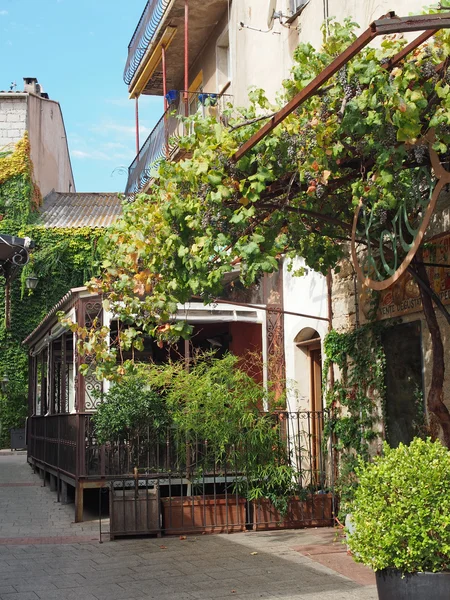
[348,437,450,573]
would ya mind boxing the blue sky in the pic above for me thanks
[0,0,164,193]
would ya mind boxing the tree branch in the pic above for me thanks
[411,254,450,448]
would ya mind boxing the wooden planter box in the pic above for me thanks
[161,495,247,535]
[253,493,334,531]
[110,484,161,540]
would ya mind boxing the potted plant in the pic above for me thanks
[347,437,450,599]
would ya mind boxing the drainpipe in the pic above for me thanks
[326,268,334,388]
[184,0,189,116]
[323,0,330,38]
[327,267,338,506]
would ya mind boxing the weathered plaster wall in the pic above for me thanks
[186,12,229,94]
[27,94,75,197]
[0,95,27,149]
[0,92,75,196]
[228,0,429,107]
[282,257,328,412]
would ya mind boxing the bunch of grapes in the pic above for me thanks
[198,183,210,200]
[201,209,212,229]
[384,125,397,146]
[201,208,231,234]
[316,184,325,199]
[378,208,388,226]
[224,158,239,178]
[444,67,450,85]
[278,130,301,163]
[413,145,428,165]
[337,66,354,100]
[319,95,331,119]
[420,60,438,82]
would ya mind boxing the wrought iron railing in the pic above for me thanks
[125,91,232,196]
[28,410,331,490]
[123,0,171,86]
[29,411,335,531]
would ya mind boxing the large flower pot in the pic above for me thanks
[161,495,246,535]
[253,493,333,531]
[375,569,450,600]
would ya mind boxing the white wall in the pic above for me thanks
[282,257,328,412]
[229,0,429,106]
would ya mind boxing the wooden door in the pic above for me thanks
[309,343,323,484]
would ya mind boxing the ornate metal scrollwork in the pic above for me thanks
[0,235,31,277]
[83,300,103,411]
[351,131,450,291]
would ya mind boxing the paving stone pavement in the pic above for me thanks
[0,452,378,600]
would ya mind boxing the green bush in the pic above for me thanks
[92,373,170,444]
[146,353,297,512]
[347,438,450,573]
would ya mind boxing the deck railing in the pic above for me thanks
[125,91,232,196]
[123,0,171,86]
[28,411,332,492]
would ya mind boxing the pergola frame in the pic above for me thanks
[227,11,450,304]
[233,11,450,161]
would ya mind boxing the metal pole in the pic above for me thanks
[99,487,103,543]
[162,44,169,159]
[162,45,168,111]
[184,0,189,116]
[135,97,140,156]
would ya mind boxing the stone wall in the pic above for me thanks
[0,95,27,150]
[332,189,450,420]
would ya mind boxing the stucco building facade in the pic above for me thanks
[0,77,75,197]
[122,0,435,431]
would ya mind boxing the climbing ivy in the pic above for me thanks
[323,324,386,516]
[0,135,103,447]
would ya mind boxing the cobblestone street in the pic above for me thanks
[0,453,377,600]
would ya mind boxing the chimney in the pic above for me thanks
[23,77,38,94]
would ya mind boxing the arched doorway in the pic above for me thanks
[294,328,322,413]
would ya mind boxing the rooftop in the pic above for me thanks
[40,192,122,228]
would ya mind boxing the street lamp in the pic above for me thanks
[25,274,38,290]
[1,375,9,394]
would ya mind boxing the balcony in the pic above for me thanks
[125,90,232,196]
[124,0,172,87]
[124,0,229,97]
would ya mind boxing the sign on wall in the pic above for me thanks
[376,235,450,320]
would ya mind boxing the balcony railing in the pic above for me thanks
[124,0,171,86]
[125,91,232,196]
